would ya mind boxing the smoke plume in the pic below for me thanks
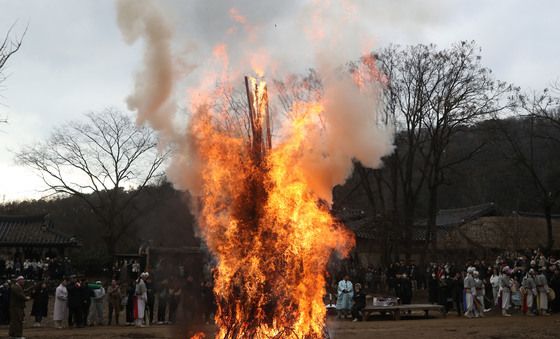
[116,0,181,139]
[117,1,397,337]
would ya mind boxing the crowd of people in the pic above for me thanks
[333,248,560,321]
[1,249,559,337]
[0,267,216,338]
[0,256,73,282]
[49,273,215,328]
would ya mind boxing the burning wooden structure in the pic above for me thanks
[244,75,273,163]
[191,75,349,338]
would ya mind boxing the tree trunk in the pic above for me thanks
[403,206,414,262]
[389,155,401,262]
[424,184,439,260]
[102,229,117,258]
[545,203,554,252]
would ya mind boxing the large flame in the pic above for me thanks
[190,75,354,338]
[115,1,393,337]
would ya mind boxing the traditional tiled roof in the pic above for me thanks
[343,217,377,240]
[335,208,367,221]
[336,203,498,241]
[333,208,377,239]
[516,211,560,219]
[0,214,78,247]
[415,203,497,229]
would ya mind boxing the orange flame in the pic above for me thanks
[191,332,206,339]
[189,76,354,338]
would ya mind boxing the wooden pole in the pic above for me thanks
[245,75,272,162]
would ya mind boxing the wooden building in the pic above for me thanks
[339,203,560,266]
[438,210,560,255]
[0,214,79,259]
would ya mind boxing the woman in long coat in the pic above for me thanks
[53,279,68,328]
[31,281,49,327]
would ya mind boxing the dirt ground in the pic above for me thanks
[2,311,560,339]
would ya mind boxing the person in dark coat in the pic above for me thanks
[67,277,82,328]
[0,282,10,325]
[30,281,49,327]
[399,274,412,305]
[182,275,198,323]
[9,276,29,338]
[351,283,366,321]
[157,280,169,324]
[201,280,215,324]
[79,278,93,326]
[168,280,182,324]
[437,275,450,313]
[126,281,135,325]
[452,272,464,316]
[550,269,560,313]
[428,272,438,304]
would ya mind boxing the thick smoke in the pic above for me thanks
[116,0,396,202]
[116,0,181,139]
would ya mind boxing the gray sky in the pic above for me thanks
[1,0,559,201]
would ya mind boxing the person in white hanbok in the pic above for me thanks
[521,269,537,315]
[536,268,550,316]
[463,267,476,318]
[134,272,148,326]
[473,271,485,317]
[53,278,68,328]
[499,266,513,316]
[336,275,353,319]
[489,268,500,306]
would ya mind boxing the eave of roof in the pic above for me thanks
[0,214,79,247]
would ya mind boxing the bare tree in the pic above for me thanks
[16,109,168,255]
[0,23,26,123]
[374,44,444,260]
[349,42,515,261]
[421,41,515,255]
[490,115,560,251]
[524,83,560,145]
[498,84,560,251]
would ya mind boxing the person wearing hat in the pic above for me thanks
[499,266,513,316]
[536,267,550,316]
[9,276,29,338]
[463,267,476,318]
[521,269,537,316]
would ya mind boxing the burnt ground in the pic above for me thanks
[2,311,560,339]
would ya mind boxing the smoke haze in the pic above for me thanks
[116,0,400,202]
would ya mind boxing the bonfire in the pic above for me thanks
[190,74,355,338]
[115,2,393,338]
